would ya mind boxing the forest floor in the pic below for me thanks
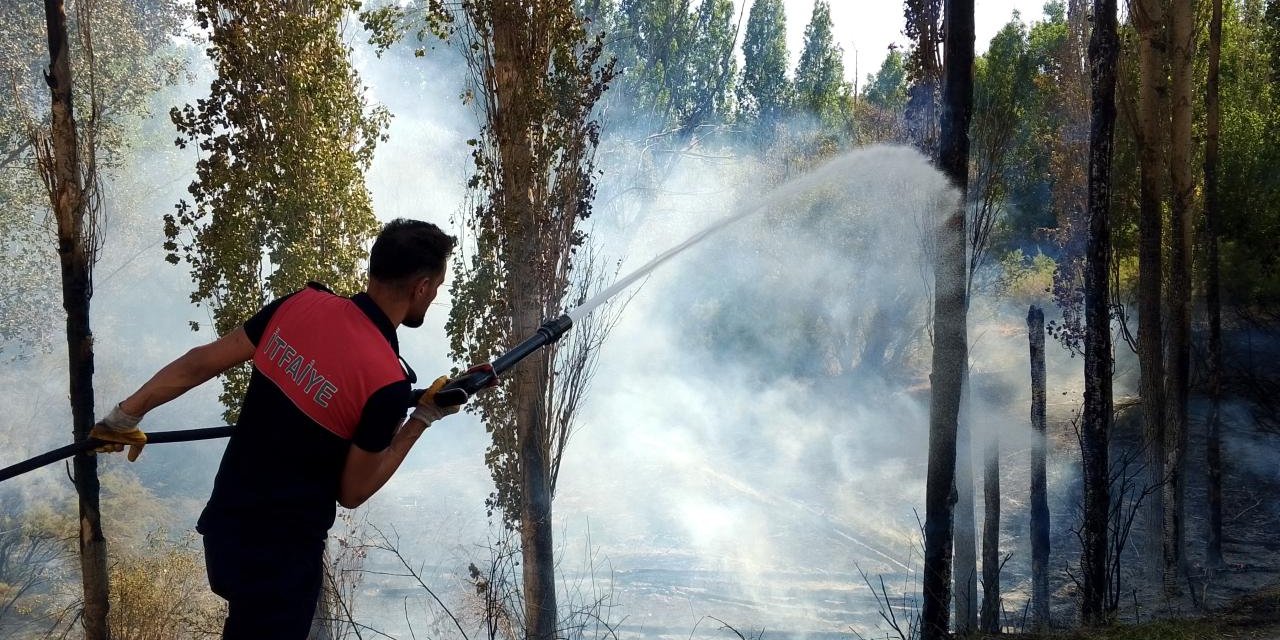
[1022,321,1280,638]
[993,584,1280,639]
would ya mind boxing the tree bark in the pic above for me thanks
[1028,306,1050,630]
[921,1,973,638]
[1080,0,1118,624]
[980,430,1000,633]
[1132,0,1167,579]
[1204,0,1225,572]
[954,384,978,635]
[42,1,107,638]
[491,2,557,636]
[1162,0,1195,597]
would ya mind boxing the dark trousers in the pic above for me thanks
[203,532,324,639]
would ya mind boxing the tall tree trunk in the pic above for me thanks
[905,0,942,154]
[1132,0,1167,580]
[980,430,1001,633]
[954,383,978,635]
[491,3,557,636]
[921,0,973,637]
[1028,305,1050,630]
[41,1,107,638]
[1080,0,1118,624]
[1204,0,1225,572]
[1162,0,1195,597]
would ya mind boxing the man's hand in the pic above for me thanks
[89,404,147,462]
[411,376,461,425]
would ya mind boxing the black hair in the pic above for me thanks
[368,218,456,283]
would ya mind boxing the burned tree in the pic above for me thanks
[448,2,616,638]
[920,0,973,638]
[1080,0,1118,624]
[1028,305,1050,629]
[1204,0,1225,571]
[1131,0,1167,579]
[37,0,107,635]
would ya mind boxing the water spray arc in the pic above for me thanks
[432,202,760,404]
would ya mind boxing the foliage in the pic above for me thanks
[737,0,791,138]
[864,50,909,113]
[0,0,185,360]
[359,0,456,57]
[995,249,1056,307]
[168,0,389,418]
[969,15,1034,292]
[793,1,848,128]
[107,533,223,640]
[1216,0,1280,306]
[0,492,73,636]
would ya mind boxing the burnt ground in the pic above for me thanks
[1021,322,1280,634]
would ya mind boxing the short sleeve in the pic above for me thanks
[352,380,413,452]
[242,292,298,345]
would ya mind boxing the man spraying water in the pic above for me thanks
[90,218,492,638]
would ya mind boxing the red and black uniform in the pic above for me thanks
[199,283,411,639]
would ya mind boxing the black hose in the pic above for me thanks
[0,426,233,483]
[4,314,576,483]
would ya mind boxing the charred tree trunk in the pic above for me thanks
[41,1,107,638]
[954,382,978,635]
[1204,0,1225,571]
[1080,0,1118,624]
[921,1,973,638]
[1162,0,1195,596]
[980,431,1001,633]
[1132,0,1167,578]
[1028,306,1050,629]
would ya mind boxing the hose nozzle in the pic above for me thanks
[416,314,574,407]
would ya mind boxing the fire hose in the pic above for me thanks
[0,315,573,484]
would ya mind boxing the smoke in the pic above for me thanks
[0,15,1153,640]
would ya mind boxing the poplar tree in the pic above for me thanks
[793,0,848,126]
[167,0,389,418]
[448,1,616,637]
[738,0,791,137]
[682,0,739,133]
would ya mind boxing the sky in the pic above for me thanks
[778,0,1053,83]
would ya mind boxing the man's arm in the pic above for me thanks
[118,327,256,417]
[337,416,432,509]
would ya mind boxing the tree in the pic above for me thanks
[793,0,848,127]
[903,0,942,152]
[979,426,1001,633]
[167,0,389,419]
[1161,0,1195,597]
[860,49,909,141]
[1131,0,1167,579]
[1046,0,1091,354]
[921,1,972,639]
[864,49,908,112]
[738,0,791,137]
[1080,0,1118,624]
[611,0,693,132]
[1028,305,1050,629]
[37,0,109,634]
[970,16,1032,283]
[682,0,740,134]
[2,2,182,631]
[447,1,616,637]
[1204,0,1224,572]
